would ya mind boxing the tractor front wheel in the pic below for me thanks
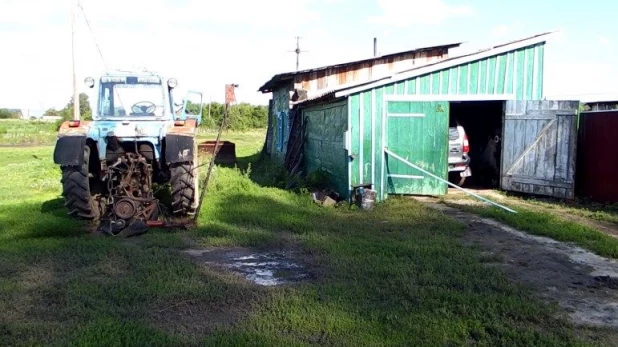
[60,145,102,220]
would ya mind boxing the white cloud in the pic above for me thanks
[599,36,612,46]
[0,0,327,110]
[490,22,526,38]
[368,0,474,27]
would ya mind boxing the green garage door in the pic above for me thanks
[384,100,449,196]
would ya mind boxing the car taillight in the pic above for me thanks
[463,134,470,154]
[68,120,80,127]
[174,120,185,126]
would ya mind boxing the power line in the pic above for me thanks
[76,0,109,71]
[76,1,128,113]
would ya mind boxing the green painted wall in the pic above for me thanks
[303,101,348,197]
[347,43,546,201]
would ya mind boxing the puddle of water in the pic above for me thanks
[182,248,309,286]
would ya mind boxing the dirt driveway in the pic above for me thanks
[417,198,618,343]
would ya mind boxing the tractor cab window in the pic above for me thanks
[98,76,166,117]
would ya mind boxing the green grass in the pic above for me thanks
[441,195,618,259]
[506,193,618,226]
[0,135,601,346]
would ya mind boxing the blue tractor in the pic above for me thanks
[53,71,203,230]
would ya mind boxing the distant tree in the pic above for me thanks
[43,108,60,118]
[184,100,201,115]
[198,102,267,130]
[60,93,92,121]
[0,109,21,119]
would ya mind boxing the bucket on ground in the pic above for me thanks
[355,187,376,210]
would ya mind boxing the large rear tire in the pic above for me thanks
[60,145,101,220]
[170,162,198,216]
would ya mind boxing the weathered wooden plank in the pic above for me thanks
[515,49,525,99]
[469,62,479,94]
[349,94,360,185]
[419,75,430,94]
[536,45,544,99]
[375,87,385,200]
[507,175,573,189]
[431,73,440,94]
[522,118,538,177]
[501,100,579,199]
[554,115,569,181]
[406,78,416,95]
[448,67,458,94]
[487,56,497,94]
[458,64,469,94]
[395,82,405,95]
[440,70,449,94]
[496,54,507,93]
[362,91,372,183]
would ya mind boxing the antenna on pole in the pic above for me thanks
[288,36,308,71]
[71,0,80,120]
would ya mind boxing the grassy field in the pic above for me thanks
[0,119,267,147]
[0,120,59,146]
[0,131,603,346]
[440,193,618,259]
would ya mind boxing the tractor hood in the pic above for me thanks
[88,120,172,140]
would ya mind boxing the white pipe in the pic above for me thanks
[384,148,517,214]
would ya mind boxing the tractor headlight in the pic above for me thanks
[167,78,178,88]
[84,77,95,88]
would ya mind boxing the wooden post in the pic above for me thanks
[71,0,80,121]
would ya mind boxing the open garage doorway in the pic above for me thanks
[448,101,504,189]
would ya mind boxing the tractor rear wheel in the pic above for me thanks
[170,161,198,216]
[60,145,101,220]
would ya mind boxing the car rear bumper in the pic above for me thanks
[448,157,470,172]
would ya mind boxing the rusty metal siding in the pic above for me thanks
[303,100,349,197]
[345,43,546,201]
[576,110,618,203]
[292,49,450,93]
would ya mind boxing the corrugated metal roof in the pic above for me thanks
[258,42,462,93]
[289,32,555,106]
[335,31,556,98]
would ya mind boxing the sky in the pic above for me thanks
[1,0,617,112]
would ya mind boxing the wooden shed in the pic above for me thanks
[293,32,581,202]
[258,42,462,163]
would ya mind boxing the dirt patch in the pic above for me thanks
[420,199,618,335]
[181,247,311,286]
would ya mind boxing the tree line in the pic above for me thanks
[43,93,268,131]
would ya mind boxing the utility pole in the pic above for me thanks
[288,36,308,71]
[71,0,80,120]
